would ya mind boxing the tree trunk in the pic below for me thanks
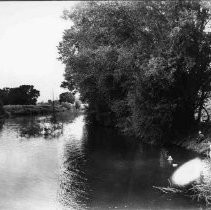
[197,103,203,123]
[202,106,210,122]
[197,90,205,123]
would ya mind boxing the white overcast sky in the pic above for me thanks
[0,1,77,102]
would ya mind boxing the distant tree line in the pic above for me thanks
[0,85,40,105]
[58,1,211,143]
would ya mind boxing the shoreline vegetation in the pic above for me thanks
[58,1,211,144]
[57,1,211,206]
[1,103,80,117]
[172,103,211,156]
[56,1,211,155]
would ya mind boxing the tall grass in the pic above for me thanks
[190,159,211,205]
[4,104,68,116]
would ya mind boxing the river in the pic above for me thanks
[0,112,205,210]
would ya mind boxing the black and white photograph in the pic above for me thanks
[1,1,211,209]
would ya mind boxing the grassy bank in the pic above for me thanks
[168,122,211,206]
[3,104,72,116]
[172,124,211,157]
[172,103,211,156]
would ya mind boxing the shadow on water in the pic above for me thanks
[0,113,206,209]
[59,119,203,210]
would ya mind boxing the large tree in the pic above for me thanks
[58,1,211,143]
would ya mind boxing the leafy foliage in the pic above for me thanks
[0,100,5,116]
[58,1,211,143]
[59,92,75,104]
[0,85,40,105]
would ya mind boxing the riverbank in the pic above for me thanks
[168,124,211,206]
[172,123,211,157]
[3,104,72,117]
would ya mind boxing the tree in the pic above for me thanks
[59,92,75,104]
[0,88,10,105]
[0,100,5,116]
[0,85,40,105]
[58,1,211,143]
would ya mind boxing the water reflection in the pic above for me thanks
[0,131,60,209]
[18,115,63,139]
[59,122,202,210]
[59,143,89,210]
[0,112,80,210]
[0,113,205,210]
[159,148,170,168]
[59,115,89,210]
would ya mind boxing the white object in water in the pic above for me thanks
[171,158,202,186]
[172,163,178,167]
[167,156,173,161]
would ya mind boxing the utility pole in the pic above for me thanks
[52,90,55,115]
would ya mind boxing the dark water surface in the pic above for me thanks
[0,113,204,210]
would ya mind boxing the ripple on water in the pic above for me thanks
[0,114,205,210]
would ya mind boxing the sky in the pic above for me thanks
[0,1,77,102]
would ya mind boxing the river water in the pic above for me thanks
[0,112,205,210]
